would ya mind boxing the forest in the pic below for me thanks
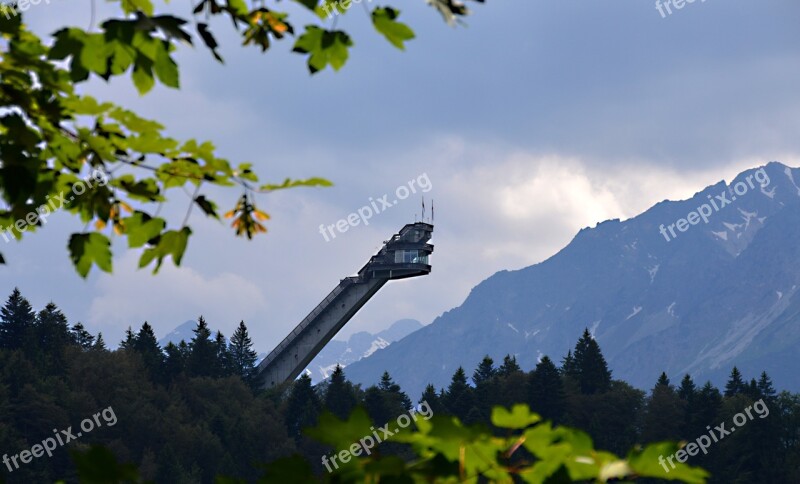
[1,287,798,483]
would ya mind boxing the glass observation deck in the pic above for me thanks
[357,222,434,281]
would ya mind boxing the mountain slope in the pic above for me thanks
[345,162,800,397]
[306,319,423,382]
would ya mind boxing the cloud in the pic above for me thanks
[87,253,268,343]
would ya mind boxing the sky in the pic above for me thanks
[2,0,800,353]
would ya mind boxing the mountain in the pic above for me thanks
[345,162,800,397]
[306,319,423,382]
[158,320,198,347]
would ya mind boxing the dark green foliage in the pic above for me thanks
[0,287,798,482]
[679,374,697,400]
[364,372,412,427]
[572,328,612,394]
[561,349,577,377]
[641,372,684,442]
[442,367,473,421]
[34,302,72,371]
[379,371,412,411]
[497,354,522,377]
[71,323,96,349]
[214,331,231,377]
[0,287,35,350]
[118,326,135,351]
[93,333,108,352]
[324,365,358,420]
[163,342,186,382]
[133,322,163,378]
[187,317,216,377]
[724,366,746,397]
[472,355,495,386]
[419,384,446,415]
[284,373,321,439]
[758,371,776,401]
[471,356,498,423]
[527,356,565,423]
[228,321,258,386]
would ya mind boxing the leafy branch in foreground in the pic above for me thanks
[288,403,709,482]
[0,0,485,276]
[68,404,708,483]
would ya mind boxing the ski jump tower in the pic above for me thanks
[256,222,434,389]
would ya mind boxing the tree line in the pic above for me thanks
[1,288,798,482]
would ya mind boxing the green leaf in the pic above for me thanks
[197,23,224,62]
[150,15,193,44]
[627,442,710,483]
[79,34,112,74]
[491,404,541,429]
[293,26,352,74]
[124,212,166,248]
[121,0,155,16]
[304,408,374,450]
[194,195,219,219]
[372,7,415,50]
[132,56,155,94]
[111,175,163,202]
[227,0,249,16]
[153,42,180,88]
[293,0,318,11]
[259,177,332,191]
[68,233,113,278]
[139,227,191,273]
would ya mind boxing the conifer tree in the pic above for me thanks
[419,384,446,416]
[119,326,136,350]
[363,385,390,427]
[497,355,522,377]
[188,317,216,377]
[36,302,72,348]
[379,371,412,410]
[572,328,612,394]
[92,333,108,351]
[164,342,187,382]
[642,372,683,442]
[678,374,697,401]
[214,331,231,377]
[746,378,760,399]
[0,288,35,350]
[724,366,746,397]
[472,356,496,386]
[528,356,565,422]
[229,321,258,386]
[472,356,498,422]
[757,371,776,402]
[443,367,474,421]
[690,382,722,436]
[561,350,578,377]
[71,322,96,349]
[324,365,357,420]
[134,322,164,375]
[285,374,321,439]
[678,374,698,436]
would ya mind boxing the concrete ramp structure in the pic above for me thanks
[257,222,434,389]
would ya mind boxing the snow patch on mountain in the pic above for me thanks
[648,264,660,283]
[625,306,642,320]
[785,166,800,196]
